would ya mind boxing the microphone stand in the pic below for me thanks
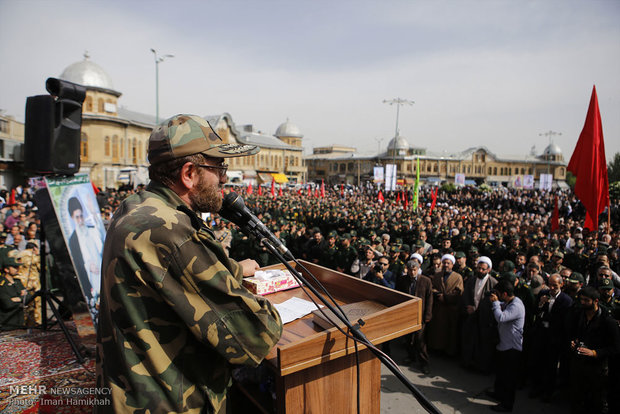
[257,237,441,414]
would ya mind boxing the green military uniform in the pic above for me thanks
[96,115,282,414]
[599,279,620,320]
[0,257,27,328]
[321,231,340,270]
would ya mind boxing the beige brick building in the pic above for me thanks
[56,54,306,189]
[306,133,567,188]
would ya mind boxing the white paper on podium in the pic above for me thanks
[274,297,322,324]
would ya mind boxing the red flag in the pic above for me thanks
[340,184,344,197]
[320,179,325,198]
[396,192,401,203]
[279,185,283,197]
[258,185,262,196]
[567,86,609,231]
[91,182,100,195]
[8,188,16,205]
[551,195,559,232]
[405,194,409,209]
[315,188,319,198]
[429,188,438,215]
[271,179,276,197]
[377,190,384,203]
[247,182,253,195]
[308,185,312,197]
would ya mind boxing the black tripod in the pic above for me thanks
[23,226,85,363]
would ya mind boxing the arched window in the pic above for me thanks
[121,138,125,158]
[104,136,110,156]
[138,141,143,163]
[98,98,104,113]
[85,96,93,112]
[81,132,88,161]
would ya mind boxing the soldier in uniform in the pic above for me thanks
[336,233,357,275]
[0,256,28,328]
[320,231,339,270]
[212,217,232,256]
[96,114,283,414]
[453,251,473,283]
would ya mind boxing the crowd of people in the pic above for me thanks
[1,181,619,413]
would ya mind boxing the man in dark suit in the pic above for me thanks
[397,259,433,374]
[528,273,573,401]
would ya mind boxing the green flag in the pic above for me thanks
[413,157,420,210]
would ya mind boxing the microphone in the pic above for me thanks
[220,192,293,259]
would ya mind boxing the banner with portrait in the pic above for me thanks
[539,173,553,191]
[385,164,397,191]
[523,174,534,190]
[373,166,384,184]
[454,173,465,186]
[45,174,105,326]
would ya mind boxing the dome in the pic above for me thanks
[543,143,562,156]
[387,134,410,152]
[59,52,116,91]
[275,119,303,138]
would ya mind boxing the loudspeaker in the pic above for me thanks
[24,95,82,175]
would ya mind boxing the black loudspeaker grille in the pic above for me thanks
[24,95,55,174]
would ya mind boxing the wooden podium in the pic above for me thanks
[234,260,422,414]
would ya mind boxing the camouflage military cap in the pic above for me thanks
[395,238,403,245]
[390,245,400,253]
[599,278,614,290]
[148,114,259,165]
[350,230,358,237]
[359,237,370,246]
[414,240,424,248]
[400,244,410,253]
[553,251,564,258]
[341,233,351,239]
[368,230,376,237]
[454,251,466,259]
[469,246,479,252]
[328,231,338,239]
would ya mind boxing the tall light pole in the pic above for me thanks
[539,130,562,174]
[383,97,414,185]
[151,48,174,124]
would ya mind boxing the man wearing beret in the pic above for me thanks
[0,256,28,328]
[96,114,282,414]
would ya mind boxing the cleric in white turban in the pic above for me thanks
[476,256,492,270]
[441,254,455,265]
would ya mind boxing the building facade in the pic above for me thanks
[55,54,306,189]
[0,114,25,190]
[306,134,567,188]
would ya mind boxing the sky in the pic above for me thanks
[1,0,619,160]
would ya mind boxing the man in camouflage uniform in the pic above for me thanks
[96,114,283,414]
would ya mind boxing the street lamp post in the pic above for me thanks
[150,49,174,124]
[539,130,562,174]
[383,98,414,187]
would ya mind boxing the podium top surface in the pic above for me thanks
[259,260,422,376]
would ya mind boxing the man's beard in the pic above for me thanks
[189,177,222,213]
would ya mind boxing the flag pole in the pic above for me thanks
[608,200,611,235]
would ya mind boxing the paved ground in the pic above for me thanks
[380,341,570,414]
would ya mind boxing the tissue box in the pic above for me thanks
[243,269,300,295]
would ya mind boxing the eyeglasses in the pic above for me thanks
[194,163,228,177]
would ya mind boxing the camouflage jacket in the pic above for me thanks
[95,181,283,414]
